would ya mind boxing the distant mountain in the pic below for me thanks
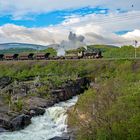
[0,48,36,54]
[0,43,48,50]
[0,43,119,54]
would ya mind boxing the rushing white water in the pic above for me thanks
[0,96,78,140]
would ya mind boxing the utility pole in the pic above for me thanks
[134,40,138,59]
[37,46,39,54]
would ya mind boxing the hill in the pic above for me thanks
[0,43,48,50]
[0,46,57,56]
[0,48,36,54]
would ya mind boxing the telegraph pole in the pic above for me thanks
[37,46,39,53]
[134,40,138,59]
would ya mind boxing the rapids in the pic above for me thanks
[0,96,78,140]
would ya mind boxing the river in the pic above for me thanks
[0,96,78,140]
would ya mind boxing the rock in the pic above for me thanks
[10,114,31,131]
[0,127,8,133]
[49,136,70,140]
[29,107,45,117]
[51,77,90,103]
[0,118,12,130]
[0,77,90,133]
[45,100,56,107]
[0,77,12,89]
[27,97,48,108]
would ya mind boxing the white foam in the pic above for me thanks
[0,96,78,140]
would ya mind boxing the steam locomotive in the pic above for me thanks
[0,50,102,61]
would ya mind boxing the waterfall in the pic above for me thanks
[0,96,78,140]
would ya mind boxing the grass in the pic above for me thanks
[68,59,140,140]
[0,57,140,139]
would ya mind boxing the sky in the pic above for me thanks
[0,0,140,47]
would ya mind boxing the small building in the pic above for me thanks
[4,54,19,60]
[35,53,50,60]
[19,53,34,60]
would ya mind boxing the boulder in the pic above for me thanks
[0,127,9,133]
[51,77,90,103]
[0,118,12,130]
[11,114,31,131]
[29,107,45,117]
[27,97,48,108]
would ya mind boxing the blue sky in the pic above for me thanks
[0,0,139,46]
[0,7,109,27]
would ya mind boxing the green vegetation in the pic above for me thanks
[68,60,140,140]
[4,93,23,112]
[0,61,81,83]
[0,47,140,138]
[40,47,57,56]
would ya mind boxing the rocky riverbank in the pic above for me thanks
[0,76,90,133]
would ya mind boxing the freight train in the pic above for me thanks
[0,50,102,61]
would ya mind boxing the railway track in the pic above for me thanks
[0,57,140,63]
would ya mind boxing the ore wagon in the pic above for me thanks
[35,53,50,60]
[4,54,19,60]
[19,53,34,60]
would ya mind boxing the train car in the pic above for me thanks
[4,54,19,60]
[65,52,79,59]
[35,53,50,60]
[95,50,103,58]
[49,56,60,60]
[19,53,34,60]
[0,49,103,61]
[83,49,102,59]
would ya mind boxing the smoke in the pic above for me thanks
[62,31,86,50]
[57,32,86,56]
[57,48,65,56]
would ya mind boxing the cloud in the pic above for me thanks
[0,0,140,19]
[0,24,69,45]
[61,11,140,46]
[0,7,140,48]
[122,30,140,46]
[122,30,140,39]
[63,11,140,32]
